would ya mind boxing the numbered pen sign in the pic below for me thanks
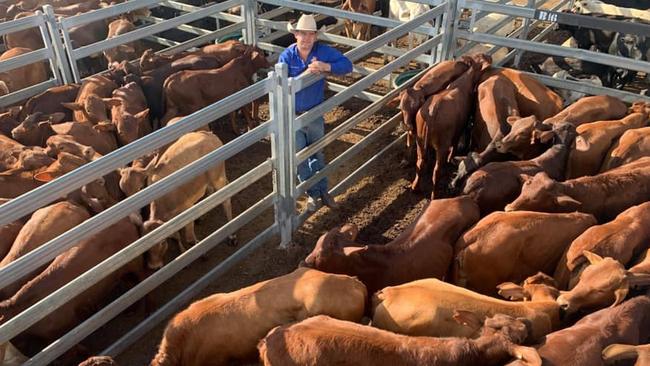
[533,9,560,22]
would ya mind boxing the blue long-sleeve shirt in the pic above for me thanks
[278,42,353,113]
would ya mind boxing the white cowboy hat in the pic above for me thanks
[287,14,321,32]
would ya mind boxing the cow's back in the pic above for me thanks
[601,126,650,171]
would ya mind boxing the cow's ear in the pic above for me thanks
[135,108,150,120]
[62,102,83,111]
[612,284,629,307]
[33,170,56,182]
[583,250,603,265]
[506,115,519,124]
[511,345,542,366]
[574,135,590,151]
[517,173,533,184]
[339,223,358,242]
[93,122,116,132]
[452,310,482,330]
[48,112,66,123]
[554,194,581,209]
[102,98,122,108]
[497,282,527,301]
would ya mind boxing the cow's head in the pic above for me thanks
[45,135,96,161]
[62,95,121,124]
[301,224,359,271]
[143,219,167,270]
[493,115,541,158]
[15,148,55,172]
[119,154,156,197]
[33,151,88,182]
[504,172,581,213]
[250,48,271,70]
[556,252,650,316]
[113,108,150,146]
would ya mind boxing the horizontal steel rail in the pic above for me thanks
[0,13,44,37]
[70,0,241,59]
[0,48,50,73]
[258,0,439,36]
[61,0,161,28]
[296,33,442,131]
[162,0,244,23]
[19,162,273,365]
[159,22,245,55]
[326,81,384,103]
[456,29,650,74]
[0,79,57,107]
[0,79,270,228]
[141,16,215,36]
[103,211,278,358]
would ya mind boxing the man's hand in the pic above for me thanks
[307,56,331,74]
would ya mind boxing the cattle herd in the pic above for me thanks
[1,0,650,365]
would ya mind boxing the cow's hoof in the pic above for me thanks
[399,159,409,168]
[227,235,238,247]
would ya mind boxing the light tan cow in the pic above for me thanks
[451,211,596,296]
[566,112,648,179]
[372,278,559,341]
[150,268,367,366]
[601,126,650,171]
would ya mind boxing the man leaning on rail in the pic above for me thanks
[278,13,353,212]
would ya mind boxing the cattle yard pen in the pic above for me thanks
[1,0,650,364]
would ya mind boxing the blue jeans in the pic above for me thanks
[296,117,328,199]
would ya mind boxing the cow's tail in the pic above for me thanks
[149,337,181,366]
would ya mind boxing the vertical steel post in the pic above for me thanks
[514,0,534,68]
[433,13,443,64]
[43,5,73,84]
[243,0,257,46]
[59,19,81,82]
[440,0,458,61]
[271,63,295,248]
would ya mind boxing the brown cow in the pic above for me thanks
[302,196,480,295]
[601,126,650,171]
[341,0,376,40]
[106,81,150,146]
[122,131,232,269]
[45,134,96,161]
[495,95,628,159]
[462,123,574,214]
[554,252,650,316]
[554,202,650,290]
[451,210,596,296]
[11,112,65,147]
[505,157,650,222]
[150,268,366,366]
[411,56,486,197]
[566,112,648,179]
[507,295,650,366]
[0,199,25,263]
[51,121,118,156]
[371,278,559,341]
[602,343,650,366]
[19,84,80,122]
[0,201,90,300]
[161,50,269,132]
[472,73,520,152]
[200,40,250,65]
[0,47,48,92]
[3,12,43,51]
[497,273,560,303]
[0,216,145,358]
[0,107,21,137]
[394,57,472,145]
[258,314,541,366]
[103,18,140,66]
[63,75,119,124]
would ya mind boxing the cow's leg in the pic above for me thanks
[179,221,196,252]
[242,104,258,132]
[344,20,353,38]
[432,146,450,199]
[411,139,426,191]
[230,111,240,135]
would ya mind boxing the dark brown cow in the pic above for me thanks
[0,107,22,137]
[505,157,650,222]
[161,50,269,130]
[462,123,574,215]
[302,196,480,295]
[259,314,541,366]
[200,40,250,65]
[394,57,473,141]
[452,210,596,296]
[411,56,487,197]
[0,217,146,357]
[19,84,80,122]
[554,202,650,290]
[508,295,650,366]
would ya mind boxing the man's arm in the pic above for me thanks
[319,44,353,75]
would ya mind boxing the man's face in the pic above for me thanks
[294,30,317,53]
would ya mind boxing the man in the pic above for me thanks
[278,14,353,211]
